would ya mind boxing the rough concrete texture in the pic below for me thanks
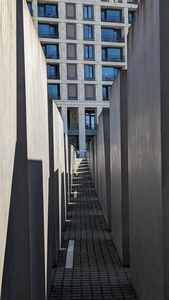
[48,101,67,298]
[64,134,70,206]
[0,0,16,297]
[1,1,69,299]
[23,1,50,298]
[109,71,129,266]
[69,145,75,193]
[87,137,98,194]
[52,102,66,247]
[97,109,111,229]
[127,0,169,299]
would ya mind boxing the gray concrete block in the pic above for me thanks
[127,0,169,299]
[97,109,111,229]
[0,0,17,297]
[109,70,129,266]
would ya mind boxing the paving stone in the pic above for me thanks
[49,159,137,300]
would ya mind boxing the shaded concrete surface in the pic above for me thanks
[127,0,169,299]
[97,110,111,229]
[0,0,16,296]
[50,160,137,300]
[110,71,129,267]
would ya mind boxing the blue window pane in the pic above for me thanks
[84,25,93,39]
[38,4,58,17]
[47,64,59,79]
[85,65,94,79]
[101,28,122,42]
[102,48,122,61]
[128,11,135,23]
[84,45,94,59]
[42,44,59,59]
[84,6,93,19]
[102,67,119,81]
[47,45,59,58]
[101,9,122,23]
[48,84,60,99]
[38,24,58,38]
[46,5,57,17]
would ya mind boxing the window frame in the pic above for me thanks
[67,64,77,80]
[84,25,94,40]
[66,23,76,40]
[66,3,76,19]
[84,65,95,80]
[47,64,60,79]
[67,43,77,60]
[83,5,94,20]
[48,84,60,100]
[68,84,78,100]
[84,45,94,60]
[42,44,59,59]
[85,84,96,100]
[38,3,58,18]
[38,23,59,38]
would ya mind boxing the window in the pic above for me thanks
[102,85,111,100]
[85,85,95,100]
[101,9,122,23]
[66,24,76,39]
[83,5,93,20]
[38,23,58,38]
[84,65,94,80]
[67,44,77,59]
[68,84,77,100]
[84,45,94,60]
[85,111,96,129]
[67,64,77,79]
[48,84,60,99]
[66,3,76,19]
[84,25,94,40]
[102,47,123,62]
[128,11,135,24]
[42,44,59,59]
[101,28,123,42]
[38,4,58,17]
[27,2,33,15]
[47,64,59,79]
[102,66,119,81]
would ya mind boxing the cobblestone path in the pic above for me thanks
[50,159,137,300]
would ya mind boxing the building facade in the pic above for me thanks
[27,0,138,154]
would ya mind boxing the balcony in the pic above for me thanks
[48,93,60,100]
[102,55,125,62]
[39,31,59,39]
[38,4,58,18]
[45,52,59,59]
[68,124,79,135]
[101,16,123,23]
[127,0,139,4]
[47,73,60,80]
[85,125,97,136]
[101,34,124,43]
[38,12,58,18]
[102,68,119,81]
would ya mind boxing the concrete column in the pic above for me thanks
[127,0,169,299]
[32,0,37,17]
[78,106,85,155]
[109,71,129,266]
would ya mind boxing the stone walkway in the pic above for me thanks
[50,159,138,300]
